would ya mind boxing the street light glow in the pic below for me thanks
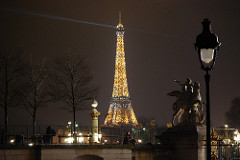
[234,130,240,143]
[92,99,98,108]
[200,48,214,63]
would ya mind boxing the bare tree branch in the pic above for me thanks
[0,46,25,134]
[225,97,240,128]
[50,52,97,142]
[19,57,52,139]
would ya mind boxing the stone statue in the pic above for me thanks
[167,78,205,126]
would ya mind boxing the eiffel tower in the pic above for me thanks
[104,13,138,127]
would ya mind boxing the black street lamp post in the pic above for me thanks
[194,19,221,160]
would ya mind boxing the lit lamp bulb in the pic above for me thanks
[200,48,214,63]
[234,130,240,143]
[92,99,98,108]
[234,130,238,135]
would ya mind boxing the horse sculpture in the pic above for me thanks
[167,79,205,126]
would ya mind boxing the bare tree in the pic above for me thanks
[0,47,25,136]
[20,58,52,141]
[225,97,240,128]
[51,52,97,142]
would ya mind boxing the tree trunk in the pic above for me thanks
[4,62,8,144]
[4,105,8,144]
[4,105,8,135]
[71,76,77,143]
[4,104,8,135]
[33,109,36,143]
[33,87,37,143]
[73,106,76,144]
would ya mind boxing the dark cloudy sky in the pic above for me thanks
[0,0,240,128]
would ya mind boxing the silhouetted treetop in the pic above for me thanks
[225,97,240,128]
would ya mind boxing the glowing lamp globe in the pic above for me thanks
[92,99,98,108]
[195,19,221,70]
[200,48,214,63]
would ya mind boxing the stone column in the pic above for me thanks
[90,99,101,143]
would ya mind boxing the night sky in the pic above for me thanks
[0,0,240,128]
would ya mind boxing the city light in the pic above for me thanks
[93,133,98,143]
[98,133,102,139]
[234,130,240,143]
[77,133,84,143]
[10,139,15,143]
[28,143,34,147]
[65,137,74,143]
[223,139,231,144]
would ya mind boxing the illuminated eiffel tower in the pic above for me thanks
[104,13,138,127]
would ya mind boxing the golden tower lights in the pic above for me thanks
[104,13,138,127]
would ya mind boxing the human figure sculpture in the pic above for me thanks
[167,78,205,126]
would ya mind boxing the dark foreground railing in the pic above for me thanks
[0,124,163,146]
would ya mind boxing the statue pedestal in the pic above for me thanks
[160,124,206,160]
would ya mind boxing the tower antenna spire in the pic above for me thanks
[119,11,121,24]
